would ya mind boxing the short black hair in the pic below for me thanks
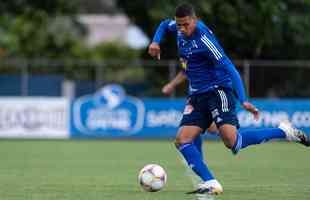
[175,3,196,18]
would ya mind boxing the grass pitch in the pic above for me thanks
[0,139,309,200]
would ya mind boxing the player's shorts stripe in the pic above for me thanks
[221,90,229,112]
[218,90,229,112]
[218,90,225,112]
[201,35,222,60]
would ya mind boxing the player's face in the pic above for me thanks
[175,16,197,37]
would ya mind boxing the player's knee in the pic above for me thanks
[174,134,192,148]
[174,139,180,148]
[223,139,235,149]
[220,133,236,149]
[175,126,202,148]
[218,125,238,150]
[174,135,184,148]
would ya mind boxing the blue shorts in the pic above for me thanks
[179,87,239,132]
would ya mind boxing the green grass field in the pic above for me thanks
[0,140,309,200]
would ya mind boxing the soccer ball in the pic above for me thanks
[138,164,167,192]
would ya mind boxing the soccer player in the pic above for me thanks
[148,3,310,195]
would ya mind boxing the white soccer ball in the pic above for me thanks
[138,164,167,192]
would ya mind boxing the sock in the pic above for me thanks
[178,143,214,181]
[232,128,286,154]
[193,135,203,158]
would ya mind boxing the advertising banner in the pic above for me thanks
[70,84,310,139]
[0,97,69,138]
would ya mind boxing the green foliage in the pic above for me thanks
[0,0,79,14]
[90,42,145,84]
[0,0,144,86]
[1,1,310,97]
[0,0,86,59]
[91,42,141,60]
[0,15,83,58]
[0,1,143,60]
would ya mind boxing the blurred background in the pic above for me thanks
[1,0,310,98]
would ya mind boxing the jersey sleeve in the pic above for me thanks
[225,64,247,104]
[199,34,224,62]
[198,21,230,63]
[152,19,177,44]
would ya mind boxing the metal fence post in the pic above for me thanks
[243,60,250,97]
[21,60,28,96]
[168,60,177,98]
[96,61,104,90]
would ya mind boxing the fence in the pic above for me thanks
[1,58,310,98]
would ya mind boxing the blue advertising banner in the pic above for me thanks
[70,85,310,139]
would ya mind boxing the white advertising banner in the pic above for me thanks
[0,97,69,138]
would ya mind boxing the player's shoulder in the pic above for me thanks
[162,19,176,27]
[196,20,214,36]
[160,19,177,33]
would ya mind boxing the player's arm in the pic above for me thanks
[225,64,260,120]
[162,71,187,96]
[148,19,177,59]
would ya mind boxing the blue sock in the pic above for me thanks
[193,135,203,158]
[178,143,214,181]
[232,128,286,154]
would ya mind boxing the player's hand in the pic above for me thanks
[162,83,175,96]
[242,101,260,120]
[148,42,161,60]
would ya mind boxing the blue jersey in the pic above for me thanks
[152,19,247,103]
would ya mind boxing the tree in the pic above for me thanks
[0,0,86,58]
